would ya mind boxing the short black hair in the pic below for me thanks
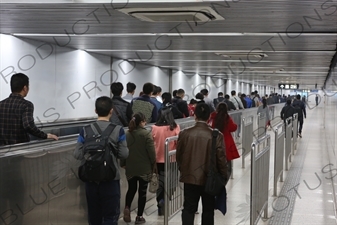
[95,96,113,117]
[126,82,136,93]
[177,89,185,96]
[286,99,291,105]
[10,73,29,93]
[225,94,230,99]
[110,82,123,96]
[143,82,154,95]
[218,92,223,97]
[296,94,301,99]
[200,89,208,95]
[195,93,204,100]
[162,92,172,104]
[172,90,177,97]
[194,103,210,121]
[189,99,197,104]
[231,90,236,96]
[152,85,158,95]
[156,86,162,93]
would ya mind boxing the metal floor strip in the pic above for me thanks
[268,138,309,225]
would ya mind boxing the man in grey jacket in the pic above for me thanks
[74,96,129,225]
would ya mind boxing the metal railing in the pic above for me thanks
[292,113,298,154]
[273,122,285,196]
[242,116,254,168]
[250,134,271,225]
[257,112,267,139]
[164,136,183,225]
[285,117,293,170]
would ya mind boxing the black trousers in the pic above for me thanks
[125,176,149,216]
[298,118,304,134]
[182,183,215,225]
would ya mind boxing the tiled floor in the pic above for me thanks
[119,98,337,225]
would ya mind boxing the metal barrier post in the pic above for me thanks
[292,113,298,154]
[242,116,254,168]
[250,134,270,225]
[285,117,292,171]
[164,136,183,225]
[273,123,285,196]
[257,113,267,139]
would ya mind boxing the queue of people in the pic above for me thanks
[2,73,310,225]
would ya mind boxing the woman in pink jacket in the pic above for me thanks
[152,106,180,215]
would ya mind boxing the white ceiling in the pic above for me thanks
[0,0,336,89]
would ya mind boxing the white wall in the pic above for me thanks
[112,59,169,96]
[172,71,205,101]
[0,34,171,121]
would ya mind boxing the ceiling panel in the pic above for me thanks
[0,0,336,89]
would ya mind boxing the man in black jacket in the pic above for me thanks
[292,94,306,138]
[172,89,189,117]
[223,94,236,111]
[280,99,295,125]
[110,82,133,127]
[213,92,225,108]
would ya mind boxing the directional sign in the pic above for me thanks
[278,83,299,89]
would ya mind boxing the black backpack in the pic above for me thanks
[251,97,256,107]
[78,123,117,182]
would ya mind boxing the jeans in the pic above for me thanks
[182,183,215,225]
[125,176,149,216]
[85,180,120,225]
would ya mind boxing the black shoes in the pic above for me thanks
[135,216,146,224]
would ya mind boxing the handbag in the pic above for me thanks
[149,164,159,193]
[205,129,226,196]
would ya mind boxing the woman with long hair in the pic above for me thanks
[257,98,271,129]
[121,112,156,224]
[208,102,239,180]
[152,107,181,215]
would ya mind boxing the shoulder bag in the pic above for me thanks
[204,129,226,196]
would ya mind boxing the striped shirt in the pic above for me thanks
[0,93,47,145]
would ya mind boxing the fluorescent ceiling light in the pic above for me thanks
[85,49,333,53]
[11,33,337,37]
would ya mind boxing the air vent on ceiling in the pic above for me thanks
[118,6,224,22]
[215,52,268,59]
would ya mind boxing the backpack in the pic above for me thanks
[293,104,303,119]
[78,123,117,182]
[251,97,256,107]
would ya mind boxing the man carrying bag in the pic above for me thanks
[176,103,228,225]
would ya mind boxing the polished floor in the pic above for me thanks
[119,98,337,225]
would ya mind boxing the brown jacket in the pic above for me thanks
[176,121,228,186]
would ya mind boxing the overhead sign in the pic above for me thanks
[278,83,299,89]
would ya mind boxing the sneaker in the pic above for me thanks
[123,207,131,223]
[135,216,146,224]
[298,133,302,138]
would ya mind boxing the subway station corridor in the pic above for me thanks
[118,96,337,225]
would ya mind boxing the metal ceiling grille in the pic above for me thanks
[0,1,336,89]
